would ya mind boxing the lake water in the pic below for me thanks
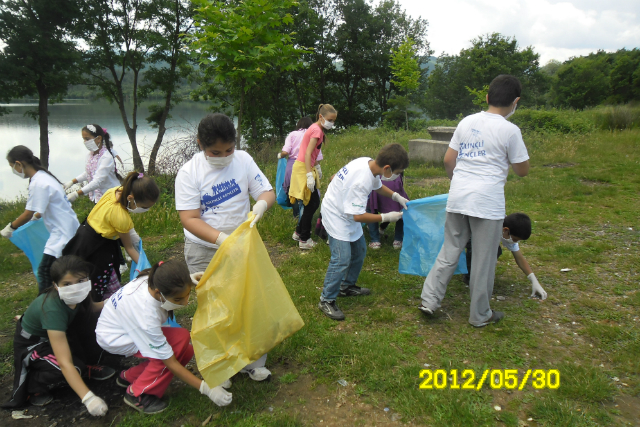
[0,101,213,201]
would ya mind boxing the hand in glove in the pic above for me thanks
[314,164,323,180]
[129,228,141,251]
[190,272,205,286]
[82,391,108,417]
[277,153,282,159]
[30,213,40,221]
[250,200,268,228]
[528,273,547,300]
[200,380,232,407]
[1,222,16,238]
[67,191,79,203]
[391,192,409,210]
[380,211,403,223]
[215,231,228,246]
[306,172,315,192]
[63,180,75,190]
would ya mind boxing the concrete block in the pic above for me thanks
[427,126,457,142]
[409,139,449,163]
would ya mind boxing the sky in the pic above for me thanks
[398,0,640,65]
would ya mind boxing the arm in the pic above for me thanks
[304,138,318,173]
[374,185,394,198]
[80,156,115,196]
[353,213,385,224]
[91,299,104,312]
[163,355,203,390]
[511,160,530,177]
[511,250,533,276]
[256,190,275,209]
[179,209,224,245]
[48,330,91,399]
[118,231,139,264]
[74,172,88,184]
[444,148,458,180]
[11,209,36,229]
[279,151,289,159]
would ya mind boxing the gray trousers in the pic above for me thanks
[183,237,267,370]
[420,212,502,326]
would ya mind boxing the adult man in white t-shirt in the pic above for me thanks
[419,74,531,327]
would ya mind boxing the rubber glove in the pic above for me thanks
[1,223,15,238]
[63,180,75,190]
[306,172,315,192]
[190,271,204,286]
[200,380,232,407]
[277,153,282,159]
[250,200,268,228]
[30,213,40,221]
[380,211,403,223]
[391,192,409,210]
[528,273,547,300]
[67,191,79,203]
[129,228,141,251]
[82,391,108,416]
[215,231,228,246]
[314,164,323,180]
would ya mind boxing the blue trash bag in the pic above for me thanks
[399,194,468,277]
[130,240,152,281]
[276,157,292,210]
[9,219,50,278]
[163,314,181,328]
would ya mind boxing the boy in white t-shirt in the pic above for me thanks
[319,144,409,320]
[419,74,531,327]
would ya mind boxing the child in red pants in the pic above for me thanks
[96,260,232,414]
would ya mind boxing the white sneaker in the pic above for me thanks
[240,367,271,381]
[299,239,317,250]
[292,231,301,241]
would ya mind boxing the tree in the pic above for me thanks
[385,38,421,130]
[609,49,640,104]
[0,0,81,168]
[551,54,610,109]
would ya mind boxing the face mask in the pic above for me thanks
[160,292,187,311]
[381,168,399,181]
[127,199,149,214]
[205,152,234,168]
[12,163,26,179]
[84,137,99,152]
[503,231,515,245]
[321,116,335,130]
[504,99,518,120]
[56,280,91,306]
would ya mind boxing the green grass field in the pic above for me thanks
[0,125,638,426]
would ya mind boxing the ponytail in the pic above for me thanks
[83,124,122,181]
[118,171,160,209]
[316,103,337,122]
[6,145,62,184]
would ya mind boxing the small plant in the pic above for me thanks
[279,372,299,384]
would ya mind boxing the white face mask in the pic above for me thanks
[502,230,515,245]
[84,137,100,152]
[504,99,518,120]
[205,152,234,168]
[127,199,150,214]
[56,280,92,306]
[381,168,399,181]
[160,292,187,311]
[321,116,335,130]
[12,163,26,179]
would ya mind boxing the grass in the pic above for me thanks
[0,125,639,426]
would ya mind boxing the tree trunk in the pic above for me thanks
[35,80,49,168]
[405,108,408,131]
[147,95,171,176]
[236,84,245,145]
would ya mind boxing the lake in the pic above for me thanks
[0,101,214,201]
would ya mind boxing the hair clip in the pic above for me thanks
[86,124,96,133]
[158,261,164,266]
[138,173,144,178]
[102,128,108,134]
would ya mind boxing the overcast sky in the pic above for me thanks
[397,0,640,65]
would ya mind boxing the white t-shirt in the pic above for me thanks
[96,276,173,360]
[321,157,382,242]
[501,237,520,252]
[175,150,273,248]
[25,171,80,257]
[447,112,530,220]
[75,152,121,203]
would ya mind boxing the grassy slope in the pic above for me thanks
[0,128,638,426]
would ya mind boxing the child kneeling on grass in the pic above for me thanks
[3,256,113,416]
[318,143,409,320]
[96,260,232,415]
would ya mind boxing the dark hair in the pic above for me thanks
[487,75,522,107]
[197,113,236,147]
[503,212,532,240]
[296,117,313,130]
[139,260,191,298]
[118,172,160,209]
[316,104,337,121]
[82,124,122,181]
[6,145,62,184]
[42,255,94,309]
[376,143,409,171]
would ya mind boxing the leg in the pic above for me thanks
[321,236,351,302]
[420,213,471,311]
[67,304,104,365]
[297,189,320,242]
[467,217,502,326]
[340,235,367,291]
[464,238,472,282]
[37,254,56,294]
[240,353,271,381]
[366,208,381,243]
[292,199,300,218]
[184,237,218,274]
[394,219,404,242]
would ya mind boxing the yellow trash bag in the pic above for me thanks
[191,214,305,387]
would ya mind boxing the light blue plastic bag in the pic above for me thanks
[399,194,468,277]
[9,219,50,278]
[130,240,152,281]
[276,157,292,209]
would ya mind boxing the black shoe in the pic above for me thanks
[30,392,53,406]
[318,301,345,321]
[116,371,131,388]
[462,275,470,285]
[338,286,371,297]
[86,365,116,381]
[418,304,434,315]
[472,310,505,328]
[124,389,168,414]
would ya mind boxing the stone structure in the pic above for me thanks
[409,126,456,162]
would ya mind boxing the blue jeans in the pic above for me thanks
[321,234,367,302]
[368,219,404,242]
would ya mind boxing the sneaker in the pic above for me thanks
[339,286,371,297]
[30,392,53,406]
[124,387,168,414]
[318,300,345,321]
[292,231,301,241]
[299,239,317,249]
[462,275,470,285]
[86,365,116,381]
[472,310,505,328]
[116,370,130,388]
[393,240,402,249]
[368,241,381,250]
[418,304,434,315]
[240,367,272,381]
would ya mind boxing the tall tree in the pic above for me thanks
[385,38,421,130]
[551,53,611,109]
[0,0,81,167]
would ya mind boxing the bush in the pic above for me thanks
[510,108,594,134]
[592,104,640,130]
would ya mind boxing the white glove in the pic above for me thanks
[306,172,315,192]
[380,211,403,223]
[63,180,75,190]
[82,391,108,417]
[200,380,232,407]
[190,271,204,286]
[314,164,323,180]
[67,191,79,203]
[215,231,228,246]
[391,192,409,210]
[528,273,547,300]
[250,200,268,228]
[277,153,282,159]
[1,222,15,238]
[129,228,141,250]
[30,213,40,221]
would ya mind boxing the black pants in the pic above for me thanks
[464,239,502,279]
[296,189,320,241]
[37,254,57,295]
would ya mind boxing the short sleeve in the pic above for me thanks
[109,207,134,234]
[129,325,174,360]
[282,133,293,153]
[507,128,529,164]
[175,165,202,211]
[25,181,50,213]
[372,176,382,191]
[309,125,323,140]
[41,302,71,332]
[246,157,273,200]
[343,184,371,216]
[449,125,464,151]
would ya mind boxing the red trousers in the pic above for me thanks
[125,327,194,398]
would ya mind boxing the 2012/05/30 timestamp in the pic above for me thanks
[419,369,560,390]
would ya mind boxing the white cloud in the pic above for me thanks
[396,0,640,64]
